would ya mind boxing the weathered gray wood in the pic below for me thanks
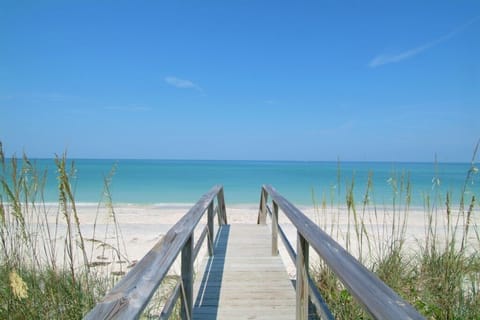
[207,202,214,256]
[87,183,422,320]
[181,234,193,320]
[84,185,223,320]
[266,204,334,320]
[217,188,228,225]
[271,201,279,256]
[193,224,296,319]
[257,188,267,224]
[262,185,424,320]
[296,232,309,320]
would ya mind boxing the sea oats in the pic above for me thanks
[9,270,28,300]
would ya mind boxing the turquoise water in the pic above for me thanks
[3,159,477,206]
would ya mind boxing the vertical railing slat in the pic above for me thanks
[217,187,228,224]
[296,232,309,320]
[258,187,267,224]
[207,202,214,256]
[296,232,308,320]
[272,201,279,256]
[181,234,194,320]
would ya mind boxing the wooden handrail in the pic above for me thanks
[259,184,424,320]
[265,203,334,320]
[84,185,226,320]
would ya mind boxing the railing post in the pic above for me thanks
[296,232,309,320]
[181,234,194,320]
[272,201,279,255]
[217,187,227,225]
[258,187,267,224]
[207,202,214,256]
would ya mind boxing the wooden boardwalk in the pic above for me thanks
[193,224,296,319]
[85,186,423,320]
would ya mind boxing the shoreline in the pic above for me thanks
[67,203,480,274]
[7,202,477,278]
[34,201,468,213]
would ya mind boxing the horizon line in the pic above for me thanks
[5,156,471,165]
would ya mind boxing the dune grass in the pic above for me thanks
[311,147,480,319]
[0,145,127,319]
[0,145,181,319]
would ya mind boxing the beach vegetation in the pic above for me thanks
[311,142,480,319]
[0,144,128,319]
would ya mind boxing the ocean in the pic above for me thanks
[5,159,476,207]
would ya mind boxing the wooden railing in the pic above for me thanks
[258,185,425,320]
[84,185,227,320]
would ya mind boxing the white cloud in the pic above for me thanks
[369,42,436,68]
[165,76,203,92]
[369,16,479,68]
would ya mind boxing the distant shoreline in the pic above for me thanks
[8,157,472,165]
[34,201,461,214]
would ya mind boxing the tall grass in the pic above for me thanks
[0,144,127,318]
[312,144,480,319]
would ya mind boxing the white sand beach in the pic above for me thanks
[40,202,478,279]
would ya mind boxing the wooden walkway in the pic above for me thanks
[193,224,296,319]
[85,185,423,320]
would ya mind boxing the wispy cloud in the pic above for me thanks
[165,76,203,92]
[369,16,480,68]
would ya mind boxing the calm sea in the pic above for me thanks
[5,159,477,206]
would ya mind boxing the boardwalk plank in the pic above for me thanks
[193,224,296,319]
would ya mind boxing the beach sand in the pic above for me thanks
[38,202,477,279]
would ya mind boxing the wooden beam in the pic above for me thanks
[296,232,309,320]
[181,234,193,320]
[257,187,267,224]
[269,202,334,320]
[271,201,279,256]
[207,202,214,256]
[217,187,228,225]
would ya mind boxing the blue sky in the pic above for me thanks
[1,1,479,162]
